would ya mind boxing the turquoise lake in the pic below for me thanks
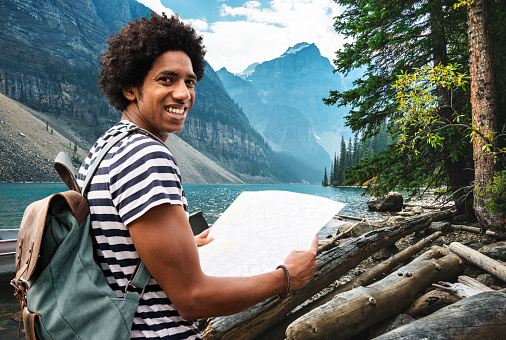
[0,183,383,238]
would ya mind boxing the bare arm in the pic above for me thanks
[129,203,317,320]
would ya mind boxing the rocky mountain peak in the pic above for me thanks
[281,42,315,57]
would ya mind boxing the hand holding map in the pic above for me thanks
[198,191,345,277]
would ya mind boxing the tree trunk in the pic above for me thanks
[373,291,506,340]
[431,0,474,207]
[285,247,464,340]
[202,212,451,340]
[468,0,500,228]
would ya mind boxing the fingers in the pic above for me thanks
[196,236,213,247]
[197,227,211,239]
[308,235,319,252]
[195,228,213,247]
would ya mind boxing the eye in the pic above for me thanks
[186,79,196,87]
[159,76,174,84]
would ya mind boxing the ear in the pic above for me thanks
[122,85,137,101]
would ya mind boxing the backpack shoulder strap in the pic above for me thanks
[54,152,80,193]
[81,126,137,195]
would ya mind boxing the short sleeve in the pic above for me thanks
[108,134,187,226]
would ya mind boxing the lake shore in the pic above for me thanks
[2,193,504,339]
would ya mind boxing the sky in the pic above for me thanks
[136,0,346,73]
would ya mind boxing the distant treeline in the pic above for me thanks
[322,125,390,187]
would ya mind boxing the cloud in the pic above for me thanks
[136,0,345,73]
[208,0,344,72]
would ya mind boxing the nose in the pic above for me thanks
[172,80,191,101]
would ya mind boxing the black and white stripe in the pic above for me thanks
[77,121,199,339]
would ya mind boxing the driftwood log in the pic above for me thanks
[486,229,506,240]
[257,232,444,340]
[201,210,453,340]
[285,247,464,340]
[404,289,461,317]
[373,291,506,339]
[458,275,495,291]
[449,242,506,283]
[340,231,442,291]
[311,231,443,310]
[335,214,367,221]
[405,280,488,317]
[318,223,356,254]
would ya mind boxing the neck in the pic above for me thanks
[121,104,167,142]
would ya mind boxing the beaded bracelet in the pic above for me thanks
[276,265,290,299]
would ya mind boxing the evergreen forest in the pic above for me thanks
[322,126,390,186]
[322,0,506,230]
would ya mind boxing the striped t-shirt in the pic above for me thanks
[77,121,200,339]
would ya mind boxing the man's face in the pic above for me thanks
[127,50,197,140]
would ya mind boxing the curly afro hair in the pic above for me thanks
[98,13,206,112]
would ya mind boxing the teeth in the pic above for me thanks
[167,107,184,115]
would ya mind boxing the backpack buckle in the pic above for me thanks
[124,278,147,298]
[11,279,28,304]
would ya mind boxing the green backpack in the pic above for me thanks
[11,126,151,340]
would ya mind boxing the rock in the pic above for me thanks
[386,216,406,226]
[479,241,506,262]
[337,238,354,246]
[428,221,452,233]
[337,222,356,234]
[372,245,399,261]
[412,206,424,214]
[476,273,504,288]
[367,192,403,212]
[350,221,387,237]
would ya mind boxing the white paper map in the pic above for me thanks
[198,191,344,277]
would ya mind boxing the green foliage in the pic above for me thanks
[345,144,449,197]
[392,63,469,154]
[325,0,468,137]
[483,170,506,215]
[325,0,478,196]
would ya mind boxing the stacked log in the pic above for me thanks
[373,291,506,339]
[285,247,464,339]
[201,211,451,339]
[200,209,506,340]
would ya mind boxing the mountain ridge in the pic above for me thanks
[0,0,311,183]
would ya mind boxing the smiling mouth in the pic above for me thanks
[166,106,186,116]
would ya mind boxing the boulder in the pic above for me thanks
[428,221,452,233]
[476,273,505,288]
[337,222,356,234]
[367,192,404,212]
[479,241,506,262]
[350,221,387,237]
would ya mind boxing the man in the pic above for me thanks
[77,14,318,339]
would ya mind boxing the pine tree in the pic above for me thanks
[322,167,329,186]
